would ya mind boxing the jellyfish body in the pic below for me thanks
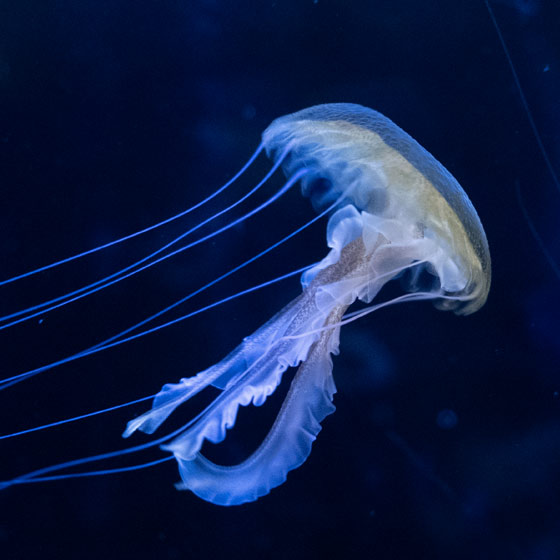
[123,103,491,506]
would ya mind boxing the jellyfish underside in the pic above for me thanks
[122,104,491,506]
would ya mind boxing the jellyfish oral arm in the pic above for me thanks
[124,204,452,506]
[169,310,343,506]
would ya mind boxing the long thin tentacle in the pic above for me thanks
[0,143,264,288]
[0,169,308,390]
[0,145,290,329]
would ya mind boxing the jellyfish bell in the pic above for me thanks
[264,104,491,315]
[0,103,490,507]
[122,103,491,505]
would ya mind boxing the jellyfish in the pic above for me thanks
[0,103,490,506]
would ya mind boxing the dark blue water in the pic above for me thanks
[1,1,559,559]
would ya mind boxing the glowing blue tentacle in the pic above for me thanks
[0,169,308,391]
[0,142,264,288]
[0,144,288,330]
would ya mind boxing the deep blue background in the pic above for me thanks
[1,1,559,559]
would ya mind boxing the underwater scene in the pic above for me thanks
[1,0,559,558]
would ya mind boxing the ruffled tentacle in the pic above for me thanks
[168,328,340,506]
[123,206,391,505]
[122,295,306,438]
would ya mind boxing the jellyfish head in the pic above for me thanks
[264,103,491,315]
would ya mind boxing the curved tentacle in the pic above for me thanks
[168,318,342,506]
[122,295,307,438]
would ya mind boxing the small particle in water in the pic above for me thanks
[242,104,256,120]
[436,408,458,430]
